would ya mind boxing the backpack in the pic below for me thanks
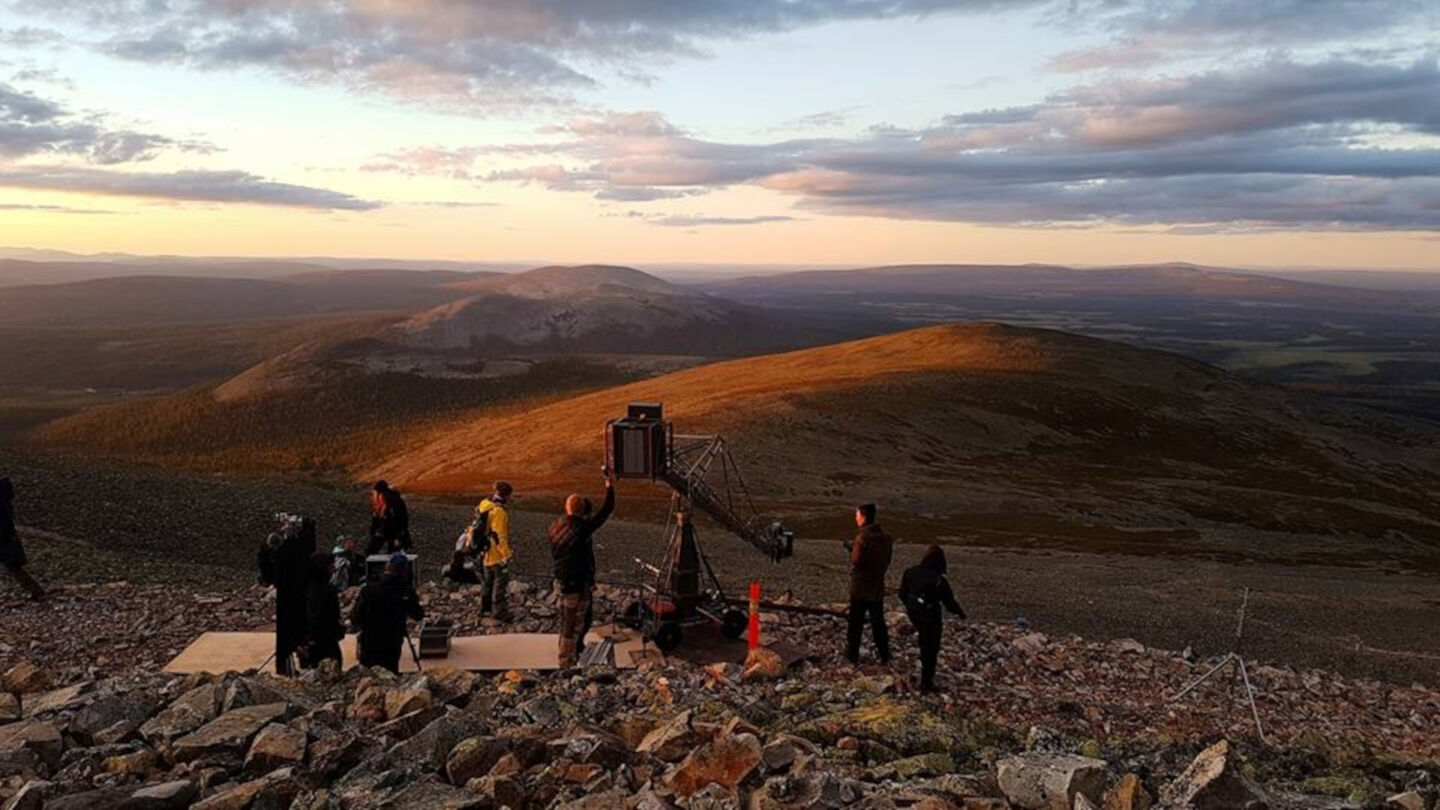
[461,509,490,558]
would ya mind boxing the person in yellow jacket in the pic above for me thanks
[474,481,514,621]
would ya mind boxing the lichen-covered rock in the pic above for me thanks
[1159,741,1266,810]
[0,719,63,770]
[139,682,226,744]
[639,710,704,763]
[445,735,509,785]
[244,722,306,774]
[171,702,288,763]
[996,753,1107,810]
[666,732,763,798]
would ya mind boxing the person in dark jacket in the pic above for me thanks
[351,553,424,673]
[899,545,965,692]
[0,478,44,601]
[846,503,893,665]
[549,469,615,667]
[301,552,345,669]
[367,481,411,555]
[258,516,315,676]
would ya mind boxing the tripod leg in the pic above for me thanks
[1236,656,1266,745]
[1169,653,1235,702]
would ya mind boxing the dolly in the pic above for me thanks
[606,402,797,652]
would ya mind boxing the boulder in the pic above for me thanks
[245,722,306,774]
[1102,774,1152,810]
[389,708,487,772]
[749,773,865,810]
[0,719,62,770]
[72,693,161,746]
[44,787,135,810]
[128,780,198,810]
[465,774,527,808]
[743,648,785,682]
[101,747,159,776]
[140,683,225,743]
[548,729,632,770]
[172,702,289,763]
[191,767,302,810]
[1158,741,1266,810]
[1,780,49,810]
[638,710,704,763]
[385,683,433,720]
[996,753,1107,810]
[667,732,763,797]
[308,732,376,778]
[1386,792,1424,810]
[0,693,19,722]
[446,735,509,785]
[21,683,90,718]
[376,781,488,809]
[1,663,50,695]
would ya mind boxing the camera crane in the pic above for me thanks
[606,403,794,651]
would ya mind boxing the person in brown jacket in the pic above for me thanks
[846,503,893,664]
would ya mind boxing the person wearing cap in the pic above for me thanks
[367,480,411,555]
[474,481,515,621]
[351,553,424,673]
[549,468,615,667]
[846,502,893,666]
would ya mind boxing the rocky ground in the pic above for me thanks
[1,576,1437,810]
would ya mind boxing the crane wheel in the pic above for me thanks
[720,609,747,640]
[653,622,682,652]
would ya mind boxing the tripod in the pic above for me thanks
[404,627,424,672]
[1167,587,1266,745]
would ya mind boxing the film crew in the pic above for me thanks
[898,545,966,693]
[473,481,514,621]
[367,480,411,555]
[330,535,366,590]
[846,503,893,666]
[301,552,344,669]
[257,516,316,676]
[550,468,615,668]
[351,553,424,673]
[442,549,480,585]
[0,477,45,602]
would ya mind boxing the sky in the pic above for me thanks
[0,0,1437,267]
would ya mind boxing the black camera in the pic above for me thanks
[606,402,670,479]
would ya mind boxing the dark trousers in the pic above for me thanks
[557,586,593,668]
[3,563,43,600]
[360,638,403,674]
[300,639,343,670]
[481,562,510,619]
[846,599,890,664]
[913,617,942,691]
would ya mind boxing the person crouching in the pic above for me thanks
[898,545,965,693]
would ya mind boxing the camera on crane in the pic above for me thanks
[605,402,670,479]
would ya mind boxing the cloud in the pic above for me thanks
[1047,0,1436,72]
[0,80,198,163]
[648,214,797,227]
[12,0,1046,109]
[0,201,115,214]
[0,166,381,210]
[476,57,1440,231]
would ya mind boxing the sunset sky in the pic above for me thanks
[1,1,1437,267]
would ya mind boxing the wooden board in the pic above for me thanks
[165,629,654,675]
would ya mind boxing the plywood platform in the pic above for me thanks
[165,627,659,675]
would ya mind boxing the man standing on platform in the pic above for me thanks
[550,468,615,668]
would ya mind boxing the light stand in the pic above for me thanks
[1167,587,1266,745]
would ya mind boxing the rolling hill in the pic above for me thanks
[0,274,481,327]
[367,323,1440,560]
[395,264,839,355]
[705,262,1431,309]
